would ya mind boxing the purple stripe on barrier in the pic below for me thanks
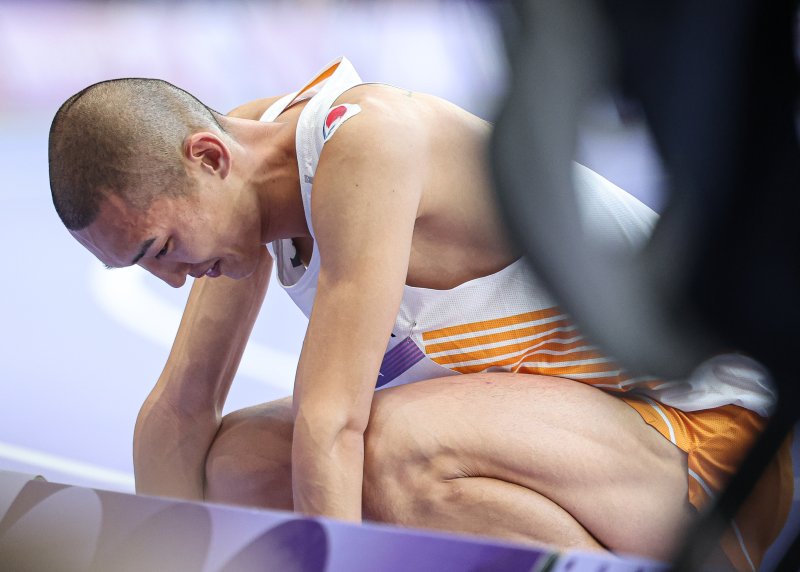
[0,471,668,572]
[0,472,551,572]
[376,337,426,387]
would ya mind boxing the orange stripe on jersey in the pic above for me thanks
[438,340,605,365]
[573,374,633,388]
[425,318,576,355]
[422,308,563,342]
[450,348,610,373]
[516,362,619,376]
[294,62,340,100]
[432,331,588,364]
[428,327,583,362]
[559,372,636,393]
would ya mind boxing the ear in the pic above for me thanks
[183,132,231,179]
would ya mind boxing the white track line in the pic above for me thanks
[89,264,297,393]
[0,441,135,491]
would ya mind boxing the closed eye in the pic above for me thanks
[156,240,169,259]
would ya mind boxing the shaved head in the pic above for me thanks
[48,78,228,230]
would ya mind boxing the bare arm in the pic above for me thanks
[133,248,272,499]
[291,102,425,520]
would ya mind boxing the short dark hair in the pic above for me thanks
[48,78,226,230]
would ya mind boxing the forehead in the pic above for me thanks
[70,193,162,268]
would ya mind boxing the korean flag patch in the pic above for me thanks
[322,103,362,141]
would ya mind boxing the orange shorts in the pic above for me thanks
[622,398,794,572]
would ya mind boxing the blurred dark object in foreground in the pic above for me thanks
[490,0,800,570]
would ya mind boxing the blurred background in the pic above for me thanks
[2,0,661,490]
[4,0,791,567]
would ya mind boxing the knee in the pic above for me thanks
[204,405,294,510]
[204,410,258,503]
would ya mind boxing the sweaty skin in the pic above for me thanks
[70,82,695,560]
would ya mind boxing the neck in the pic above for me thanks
[223,113,310,244]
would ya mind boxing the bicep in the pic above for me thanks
[292,112,425,425]
[311,107,425,283]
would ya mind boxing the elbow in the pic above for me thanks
[294,404,370,452]
[132,399,161,490]
[132,398,155,461]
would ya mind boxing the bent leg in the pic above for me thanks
[362,373,695,561]
[203,375,694,560]
[204,391,590,549]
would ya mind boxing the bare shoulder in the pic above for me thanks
[226,96,287,120]
[317,85,433,168]
[322,84,488,160]
[314,84,487,199]
[311,85,430,235]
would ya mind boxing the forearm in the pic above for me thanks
[291,417,365,521]
[287,275,398,520]
[133,249,272,497]
[159,250,272,415]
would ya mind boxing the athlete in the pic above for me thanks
[48,58,791,570]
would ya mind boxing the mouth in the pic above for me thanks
[204,259,222,278]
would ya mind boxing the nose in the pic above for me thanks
[138,258,188,288]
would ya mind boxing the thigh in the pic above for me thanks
[366,373,695,557]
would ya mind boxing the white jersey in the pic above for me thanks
[261,57,775,416]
